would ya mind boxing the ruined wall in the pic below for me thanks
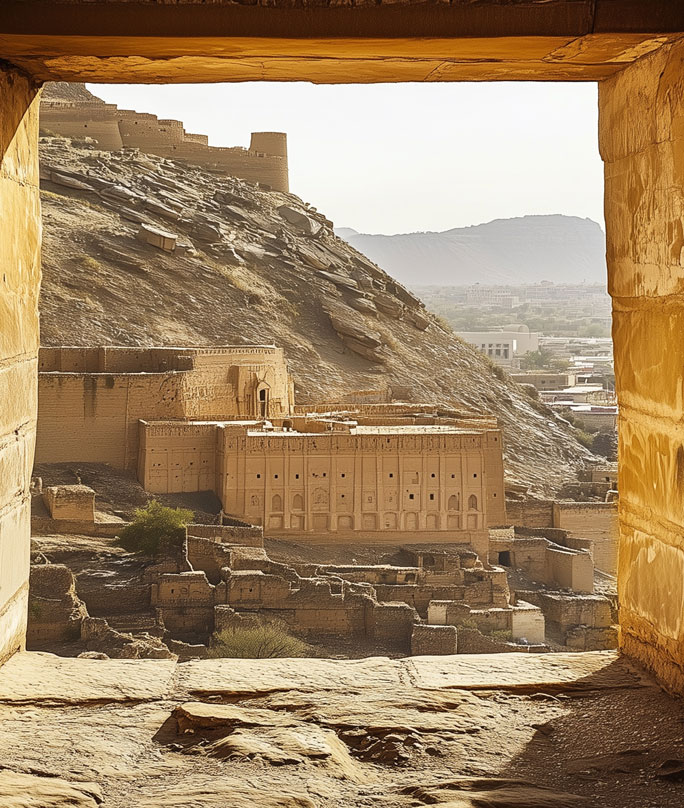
[544,546,594,594]
[43,485,95,521]
[505,499,555,529]
[552,501,618,574]
[0,68,41,665]
[600,38,684,693]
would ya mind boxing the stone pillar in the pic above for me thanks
[0,67,41,665]
[600,39,684,694]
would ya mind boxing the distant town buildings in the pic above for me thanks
[457,324,540,367]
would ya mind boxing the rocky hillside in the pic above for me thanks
[337,215,607,286]
[38,110,596,495]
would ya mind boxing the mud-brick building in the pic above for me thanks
[36,346,294,471]
[36,345,505,548]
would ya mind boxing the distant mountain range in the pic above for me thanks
[336,215,606,286]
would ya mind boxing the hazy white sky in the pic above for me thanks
[90,82,603,235]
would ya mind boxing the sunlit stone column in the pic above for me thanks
[600,38,684,693]
[0,67,41,665]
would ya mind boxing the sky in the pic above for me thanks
[89,82,604,236]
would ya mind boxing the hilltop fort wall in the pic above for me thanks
[40,100,289,192]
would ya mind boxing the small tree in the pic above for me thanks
[116,500,192,558]
[208,621,310,659]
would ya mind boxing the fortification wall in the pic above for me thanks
[41,100,289,192]
[40,102,123,150]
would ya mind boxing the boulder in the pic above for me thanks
[341,336,388,364]
[327,310,382,348]
[373,292,404,318]
[100,184,140,203]
[49,172,95,192]
[278,205,322,236]
[347,295,378,317]
[319,270,359,291]
[143,198,182,221]
[407,310,430,331]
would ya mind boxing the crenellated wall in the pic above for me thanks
[40,98,289,192]
[600,39,684,694]
[0,68,41,665]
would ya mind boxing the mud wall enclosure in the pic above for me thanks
[1,1,684,691]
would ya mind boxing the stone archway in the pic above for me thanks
[1,2,684,694]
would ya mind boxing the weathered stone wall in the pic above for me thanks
[36,345,292,471]
[505,499,555,529]
[186,523,264,548]
[0,67,41,665]
[600,39,684,693]
[41,100,289,192]
[552,501,618,574]
[410,624,457,655]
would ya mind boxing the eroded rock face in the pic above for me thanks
[0,770,102,808]
[27,564,88,647]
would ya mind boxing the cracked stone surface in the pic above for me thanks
[1,651,684,807]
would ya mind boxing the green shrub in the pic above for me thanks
[208,621,310,659]
[489,629,513,642]
[115,500,192,558]
[75,255,101,272]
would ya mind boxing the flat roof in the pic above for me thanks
[141,420,488,436]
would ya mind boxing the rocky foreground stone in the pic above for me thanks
[1,651,683,807]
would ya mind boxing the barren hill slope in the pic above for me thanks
[38,133,595,495]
